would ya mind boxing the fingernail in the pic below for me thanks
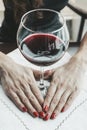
[39,111,45,118]
[22,107,28,112]
[50,113,56,119]
[33,111,39,117]
[61,107,65,112]
[43,114,50,121]
[43,105,49,112]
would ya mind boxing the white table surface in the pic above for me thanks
[0,49,87,130]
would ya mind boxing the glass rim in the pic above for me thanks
[21,8,65,33]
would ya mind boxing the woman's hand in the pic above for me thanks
[0,53,44,118]
[43,56,85,120]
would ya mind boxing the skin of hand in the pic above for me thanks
[43,32,87,120]
[0,52,45,118]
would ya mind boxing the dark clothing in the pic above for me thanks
[0,1,18,42]
[43,0,68,11]
[0,0,68,42]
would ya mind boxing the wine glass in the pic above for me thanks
[17,8,69,97]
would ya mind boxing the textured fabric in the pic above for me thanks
[0,0,68,42]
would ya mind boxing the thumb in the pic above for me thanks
[32,69,55,80]
[32,69,41,79]
[44,69,54,79]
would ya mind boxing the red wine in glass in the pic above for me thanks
[19,33,65,66]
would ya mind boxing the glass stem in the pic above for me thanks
[39,67,44,90]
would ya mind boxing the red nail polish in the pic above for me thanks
[61,107,65,112]
[44,114,50,121]
[22,107,27,112]
[50,113,56,119]
[39,111,45,118]
[33,111,39,117]
[43,105,49,112]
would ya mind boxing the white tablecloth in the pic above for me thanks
[0,49,87,130]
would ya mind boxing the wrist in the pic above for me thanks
[0,52,6,77]
[71,52,87,71]
[0,51,7,61]
[0,51,13,71]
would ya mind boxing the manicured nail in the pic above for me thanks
[43,105,49,112]
[22,107,28,112]
[61,107,65,112]
[33,111,39,117]
[39,111,45,118]
[50,113,56,119]
[44,114,50,121]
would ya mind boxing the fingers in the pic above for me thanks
[50,88,72,119]
[18,85,42,112]
[4,78,43,117]
[17,89,40,117]
[62,90,79,112]
[45,88,69,119]
[43,84,66,120]
[28,78,44,106]
[8,88,42,117]
[24,85,45,118]
[21,79,45,118]
[1,63,45,118]
[2,69,45,118]
[8,90,27,112]
[52,91,79,119]
[44,87,79,120]
[25,68,44,105]
[16,80,44,117]
[43,78,59,112]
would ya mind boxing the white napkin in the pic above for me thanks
[0,49,87,130]
[0,86,87,130]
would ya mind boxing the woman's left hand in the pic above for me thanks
[43,56,85,120]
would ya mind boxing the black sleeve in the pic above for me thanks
[43,0,69,12]
[0,1,18,42]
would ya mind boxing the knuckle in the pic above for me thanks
[22,97,28,103]
[57,103,63,112]
[14,96,18,101]
[17,103,22,108]
[59,98,66,105]
[52,98,58,105]
[56,107,60,113]
[5,87,12,95]
[15,80,20,86]
[28,78,33,84]
[16,87,21,93]
[74,86,80,92]
[35,92,40,97]
[46,92,53,98]
[9,94,18,102]
[67,86,72,92]
[29,95,35,101]
[60,82,63,86]
[51,77,58,85]
[33,89,40,96]
[69,95,73,101]
[66,97,73,105]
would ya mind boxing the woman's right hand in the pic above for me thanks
[0,52,45,118]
